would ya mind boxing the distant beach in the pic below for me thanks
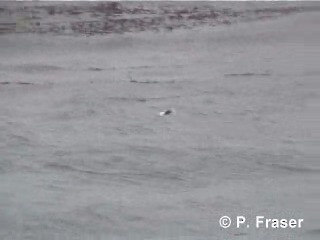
[1,1,319,35]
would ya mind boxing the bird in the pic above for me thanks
[159,108,176,116]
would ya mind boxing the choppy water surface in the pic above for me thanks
[0,2,319,240]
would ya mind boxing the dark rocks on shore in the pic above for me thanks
[0,2,317,35]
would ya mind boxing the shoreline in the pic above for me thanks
[1,2,320,36]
